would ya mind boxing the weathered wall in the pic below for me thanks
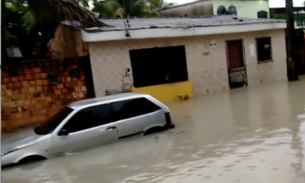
[1,58,89,132]
[49,24,89,58]
[88,29,287,98]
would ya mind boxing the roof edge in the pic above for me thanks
[81,22,286,42]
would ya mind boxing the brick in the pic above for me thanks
[81,86,87,91]
[77,81,84,87]
[29,81,36,86]
[74,87,81,92]
[18,75,27,81]
[61,88,68,94]
[66,94,73,99]
[41,73,48,79]
[24,68,32,74]
[26,74,33,80]
[54,90,61,95]
[2,115,9,121]
[2,102,9,108]
[63,71,69,77]
[17,70,24,75]
[10,107,18,113]
[15,113,22,119]
[14,82,22,89]
[65,82,72,88]
[16,100,24,106]
[27,93,34,100]
[36,80,43,86]
[22,81,29,87]
[23,111,31,118]
[57,83,64,89]
[9,114,16,120]
[28,87,36,93]
[6,90,13,96]
[2,71,8,77]
[51,85,57,91]
[3,77,11,83]
[34,73,41,79]
[19,94,26,100]
[80,75,85,81]
[13,90,20,95]
[37,116,45,122]
[61,77,65,82]
[42,102,51,108]
[45,96,52,102]
[21,88,28,93]
[2,84,7,90]
[7,83,14,89]
[36,86,43,92]
[42,80,48,85]
[24,100,31,105]
[11,77,19,82]
[33,67,42,73]
[66,77,71,82]
[9,101,16,107]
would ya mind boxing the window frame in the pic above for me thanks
[255,37,273,63]
[109,97,162,121]
[59,103,114,134]
[129,45,189,88]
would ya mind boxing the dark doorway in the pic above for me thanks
[226,40,248,89]
[129,46,188,88]
[257,10,268,18]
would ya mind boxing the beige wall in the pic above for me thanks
[88,29,287,97]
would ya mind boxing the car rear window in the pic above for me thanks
[110,98,161,121]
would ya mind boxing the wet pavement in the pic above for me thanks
[2,77,305,183]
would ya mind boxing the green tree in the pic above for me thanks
[92,0,174,18]
[2,0,104,59]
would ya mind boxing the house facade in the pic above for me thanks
[70,16,287,103]
[157,0,270,19]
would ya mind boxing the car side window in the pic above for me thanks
[61,104,112,133]
[110,98,161,121]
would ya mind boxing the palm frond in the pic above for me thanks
[27,0,109,27]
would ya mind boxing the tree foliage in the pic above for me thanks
[92,0,175,18]
[2,0,174,58]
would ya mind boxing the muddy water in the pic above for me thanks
[2,78,305,183]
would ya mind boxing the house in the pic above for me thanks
[63,16,287,103]
[157,0,270,19]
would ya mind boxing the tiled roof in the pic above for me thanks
[63,16,286,33]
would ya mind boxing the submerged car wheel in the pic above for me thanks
[143,126,165,136]
[18,155,46,165]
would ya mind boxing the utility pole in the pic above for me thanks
[286,0,299,81]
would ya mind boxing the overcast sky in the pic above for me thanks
[170,0,305,7]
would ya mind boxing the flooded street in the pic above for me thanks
[2,78,305,183]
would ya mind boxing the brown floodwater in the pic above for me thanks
[2,77,305,183]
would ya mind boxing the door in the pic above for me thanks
[52,104,118,154]
[226,40,247,88]
[110,98,165,138]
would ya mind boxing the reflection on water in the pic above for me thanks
[2,78,305,183]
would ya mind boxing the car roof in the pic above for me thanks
[68,93,149,109]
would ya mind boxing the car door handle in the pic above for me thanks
[106,126,116,131]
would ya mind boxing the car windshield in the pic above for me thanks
[34,106,74,135]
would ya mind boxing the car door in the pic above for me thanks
[52,104,118,154]
[110,98,165,138]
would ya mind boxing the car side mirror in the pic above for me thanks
[58,129,69,136]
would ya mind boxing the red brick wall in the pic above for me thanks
[1,58,89,132]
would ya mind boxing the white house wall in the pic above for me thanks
[88,29,287,97]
